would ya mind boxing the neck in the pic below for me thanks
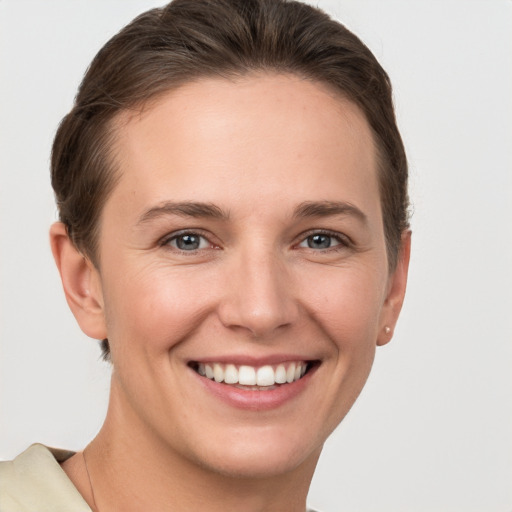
[79,382,319,512]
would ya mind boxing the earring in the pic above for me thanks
[384,326,391,335]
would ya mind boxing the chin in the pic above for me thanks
[185,424,324,479]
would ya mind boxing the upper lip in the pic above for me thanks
[188,354,319,366]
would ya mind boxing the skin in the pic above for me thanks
[52,73,410,511]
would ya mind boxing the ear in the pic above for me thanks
[49,222,107,340]
[377,230,411,346]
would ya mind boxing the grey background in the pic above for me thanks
[1,1,511,510]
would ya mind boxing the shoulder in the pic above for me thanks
[0,444,91,511]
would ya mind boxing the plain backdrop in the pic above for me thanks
[1,1,511,511]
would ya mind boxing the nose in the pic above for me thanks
[217,248,299,338]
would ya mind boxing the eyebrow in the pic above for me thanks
[137,201,230,224]
[136,200,367,225]
[293,200,368,224]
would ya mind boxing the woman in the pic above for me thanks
[0,0,410,510]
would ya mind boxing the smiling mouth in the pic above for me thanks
[189,361,317,389]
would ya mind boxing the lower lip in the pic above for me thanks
[192,366,317,411]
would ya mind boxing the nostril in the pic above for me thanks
[218,307,298,339]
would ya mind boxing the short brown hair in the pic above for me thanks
[51,0,409,359]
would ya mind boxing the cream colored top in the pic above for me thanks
[0,444,320,511]
[0,444,91,511]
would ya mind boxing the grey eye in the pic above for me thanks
[308,234,331,249]
[299,233,342,250]
[169,233,208,251]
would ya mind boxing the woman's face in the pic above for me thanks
[90,73,408,477]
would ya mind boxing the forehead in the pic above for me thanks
[106,73,379,222]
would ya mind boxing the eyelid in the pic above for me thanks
[159,229,219,251]
[295,228,353,249]
[157,227,352,252]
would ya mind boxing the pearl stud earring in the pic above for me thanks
[384,326,391,335]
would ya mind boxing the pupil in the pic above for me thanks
[308,234,331,249]
[177,234,199,250]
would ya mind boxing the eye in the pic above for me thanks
[165,232,211,251]
[298,232,345,250]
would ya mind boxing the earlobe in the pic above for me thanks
[377,230,411,346]
[49,222,107,340]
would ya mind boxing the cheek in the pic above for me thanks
[103,263,218,353]
[303,265,385,336]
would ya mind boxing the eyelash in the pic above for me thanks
[295,229,352,252]
[159,229,351,253]
[159,230,216,253]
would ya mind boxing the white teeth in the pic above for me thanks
[256,365,275,386]
[196,361,309,387]
[213,363,224,383]
[275,364,287,384]
[239,365,257,385]
[286,363,296,383]
[224,364,238,384]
